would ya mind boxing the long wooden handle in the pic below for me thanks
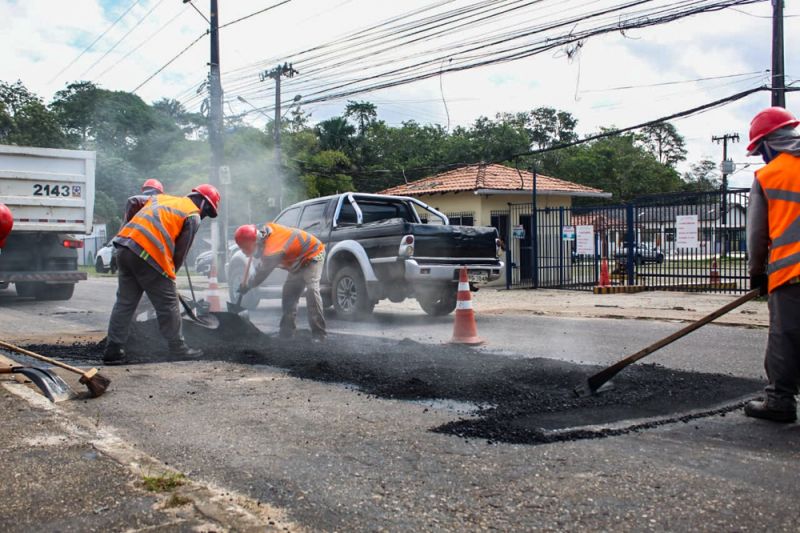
[235,255,254,306]
[0,339,92,377]
[587,289,761,389]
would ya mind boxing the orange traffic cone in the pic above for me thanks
[450,267,484,345]
[598,258,611,287]
[206,262,223,312]
[710,256,720,284]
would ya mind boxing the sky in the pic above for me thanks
[0,0,797,188]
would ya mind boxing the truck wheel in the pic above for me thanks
[34,283,75,301]
[15,282,36,298]
[227,259,260,311]
[332,266,374,319]
[95,257,107,273]
[417,287,458,316]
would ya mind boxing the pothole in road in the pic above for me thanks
[17,316,763,446]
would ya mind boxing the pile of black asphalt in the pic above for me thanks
[22,316,763,445]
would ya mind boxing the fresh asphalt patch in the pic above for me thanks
[18,316,763,446]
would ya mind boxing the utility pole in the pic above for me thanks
[772,0,785,107]
[187,0,226,273]
[712,133,739,258]
[260,63,298,209]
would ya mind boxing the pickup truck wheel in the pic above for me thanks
[332,266,374,319]
[34,283,75,301]
[15,282,36,298]
[227,260,261,311]
[417,287,458,316]
[95,257,107,273]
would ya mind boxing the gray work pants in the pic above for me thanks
[764,282,800,403]
[107,247,183,347]
[279,256,326,338]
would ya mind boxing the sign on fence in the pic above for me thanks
[512,225,525,239]
[576,225,595,255]
[676,215,699,249]
[562,225,576,241]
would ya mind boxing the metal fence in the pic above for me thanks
[501,188,750,293]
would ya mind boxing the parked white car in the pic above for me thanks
[95,242,117,274]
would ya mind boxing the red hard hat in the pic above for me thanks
[141,178,164,193]
[747,107,800,154]
[191,184,220,218]
[0,203,14,248]
[235,224,258,256]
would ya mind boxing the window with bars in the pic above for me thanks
[445,211,474,226]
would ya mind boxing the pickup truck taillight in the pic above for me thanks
[62,239,83,249]
[399,235,414,257]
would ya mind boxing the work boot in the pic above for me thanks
[102,341,128,366]
[169,342,203,359]
[744,398,797,423]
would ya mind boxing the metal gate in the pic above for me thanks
[502,189,750,293]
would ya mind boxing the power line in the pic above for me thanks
[131,31,208,93]
[47,0,141,85]
[94,3,188,82]
[219,0,293,29]
[80,0,167,79]
[579,70,770,93]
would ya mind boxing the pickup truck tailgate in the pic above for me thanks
[410,223,498,261]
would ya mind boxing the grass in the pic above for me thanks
[142,472,186,492]
[164,493,192,508]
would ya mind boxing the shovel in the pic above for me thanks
[227,254,253,314]
[574,289,761,398]
[178,293,220,329]
[0,364,74,402]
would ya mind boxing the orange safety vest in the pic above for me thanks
[260,222,324,272]
[755,152,800,293]
[117,194,199,279]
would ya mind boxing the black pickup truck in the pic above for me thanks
[226,192,503,317]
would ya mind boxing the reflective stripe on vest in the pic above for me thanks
[117,194,199,279]
[755,153,800,292]
[261,223,324,272]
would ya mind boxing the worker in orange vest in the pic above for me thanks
[235,223,327,342]
[124,178,164,223]
[0,203,13,251]
[744,107,800,423]
[104,184,221,365]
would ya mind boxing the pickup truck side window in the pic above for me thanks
[298,202,327,233]
[358,201,415,223]
[338,202,358,225]
[274,206,301,227]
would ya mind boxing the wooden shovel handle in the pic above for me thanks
[0,339,92,377]
[587,289,761,390]
[235,255,254,307]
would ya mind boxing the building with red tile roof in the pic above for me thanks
[379,163,609,230]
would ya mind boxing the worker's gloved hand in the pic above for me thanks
[750,273,768,296]
[238,282,250,296]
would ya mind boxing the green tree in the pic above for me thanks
[0,80,66,147]
[344,100,377,136]
[682,159,720,191]
[558,132,683,201]
[299,150,354,198]
[316,117,355,152]
[638,122,687,168]
[525,107,578,149]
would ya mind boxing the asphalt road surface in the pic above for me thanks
[2,277,798,531]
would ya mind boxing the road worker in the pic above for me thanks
[124,178,164,223]
[744,106,800,423]
[235,222,327,342]
[0,203,13,251]
[103,184,220,365]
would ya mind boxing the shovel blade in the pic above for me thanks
[13,367,75,402]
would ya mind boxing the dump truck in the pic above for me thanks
[0,145,95,301]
